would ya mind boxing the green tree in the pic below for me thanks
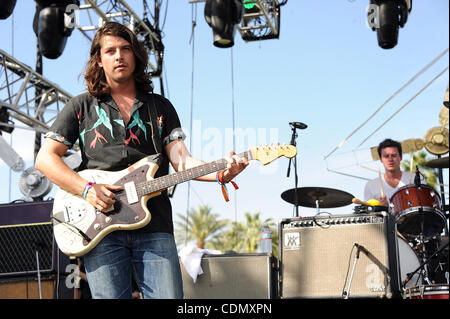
[207,211,279,258]
[175,205,228,249]
[401,150,438,188]
[207,221,246,253]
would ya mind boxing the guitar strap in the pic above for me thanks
[147,93,163,155]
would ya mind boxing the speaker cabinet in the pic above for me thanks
[0,222,55,276]
[0,201,72,300]
[180,253,277,299]
[279,213,400,298]
[0,201,57,277]
[0,276,57,299]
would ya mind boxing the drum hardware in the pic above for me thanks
[404,284,449,299]
[402,240,449,289]
[353,204,388,214]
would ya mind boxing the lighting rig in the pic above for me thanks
[190,0,287,48]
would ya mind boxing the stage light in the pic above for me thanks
[33,1,80,59]
[368,0,412,49]
[239,0,285,42]
[0,0,16,20]
[243,0,256,10]
[204,0,243,48]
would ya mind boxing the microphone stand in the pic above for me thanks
[287,125,299,217]
[33,240,43,299]
[343,244,360,299]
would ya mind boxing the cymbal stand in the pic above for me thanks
[315,199,320,216]
[436,155,448,236]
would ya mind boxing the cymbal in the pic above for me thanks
[281,187,354,208]
[425,156,449,169]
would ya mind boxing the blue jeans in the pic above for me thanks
[83,231,183,299]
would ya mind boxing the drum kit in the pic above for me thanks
[280,157,449,299]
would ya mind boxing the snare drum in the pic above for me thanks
[404,284,449,299]
[390,184,445,238]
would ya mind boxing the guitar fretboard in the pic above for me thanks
[136,151,251,195]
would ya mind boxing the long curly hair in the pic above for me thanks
[84,22,153,96]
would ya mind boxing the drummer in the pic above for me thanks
[364,138,424,206]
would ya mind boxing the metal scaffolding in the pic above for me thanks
[0,49,72,135]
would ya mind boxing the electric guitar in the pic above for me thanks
[52,144,297,256]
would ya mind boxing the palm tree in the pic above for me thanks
[206,220,246,252]
[401,150,438,188]
[207,211,279,258]
[175,205,228,249]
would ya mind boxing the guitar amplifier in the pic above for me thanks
[180,253,277,299]
[279,213,401,299]
[0,201,65,277]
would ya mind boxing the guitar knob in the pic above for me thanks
[94,223,101,231]
[105,216,112,223]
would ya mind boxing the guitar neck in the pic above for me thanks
[138,151,252,196]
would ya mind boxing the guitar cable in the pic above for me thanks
[51,216,92,243]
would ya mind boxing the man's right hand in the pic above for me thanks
[85,183,123,212]
[379,194,389,206]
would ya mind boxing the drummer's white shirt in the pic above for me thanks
[364,171,423,202]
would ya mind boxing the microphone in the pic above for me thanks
[354,243,389,275]
[289,122,307,130]
[414,165,421,187]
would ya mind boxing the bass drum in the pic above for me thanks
[404,284,449,299]
[398,235,422,288]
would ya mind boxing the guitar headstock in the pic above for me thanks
[250,144,297,165]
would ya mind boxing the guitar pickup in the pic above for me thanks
[124,181,139,204]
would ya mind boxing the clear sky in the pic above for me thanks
[0,1,448,229]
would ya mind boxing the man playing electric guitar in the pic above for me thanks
[35,22,248,299]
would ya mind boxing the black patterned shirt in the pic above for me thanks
[45,90,185,234]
